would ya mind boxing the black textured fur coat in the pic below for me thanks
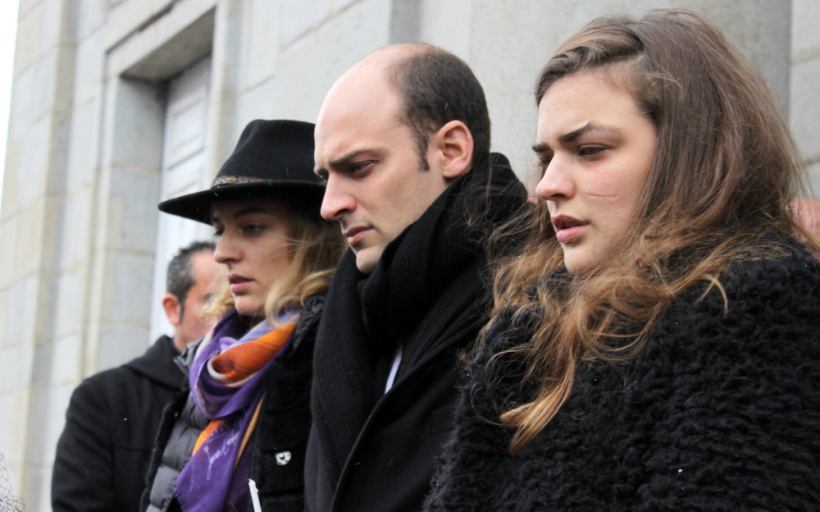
[426,247,820,511]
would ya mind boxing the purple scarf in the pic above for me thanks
[174,309,296,512]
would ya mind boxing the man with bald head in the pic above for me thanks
[306,44,527,511]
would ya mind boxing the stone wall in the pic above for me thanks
[792,0,820,189]
[0,0,813,509]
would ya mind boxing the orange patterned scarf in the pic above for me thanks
[192,322,296,455]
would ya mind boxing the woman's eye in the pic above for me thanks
[242,224,264,235]
[578,145,605,158]
[537,157,553,174]
[212,227,223,237]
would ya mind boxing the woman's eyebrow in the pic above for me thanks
[210,206,269,224]
[532,122,621,153]
[559,122,620,144]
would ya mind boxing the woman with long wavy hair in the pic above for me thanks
[426,10,820,511]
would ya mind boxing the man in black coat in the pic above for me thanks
[307,44,528,511]
[51,241,220,512]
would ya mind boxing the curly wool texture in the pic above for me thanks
[425,249,820,511]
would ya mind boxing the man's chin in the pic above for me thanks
[354,247,382,275]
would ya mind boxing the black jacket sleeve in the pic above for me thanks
[52,377,117,511]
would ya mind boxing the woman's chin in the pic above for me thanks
[234,300,264,318]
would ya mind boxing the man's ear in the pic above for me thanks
[432,120,473,181]
[162,293,182,327]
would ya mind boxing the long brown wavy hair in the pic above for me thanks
[207,200,345,325]
[486,9,817,454]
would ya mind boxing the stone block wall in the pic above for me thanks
[792,0,820,191]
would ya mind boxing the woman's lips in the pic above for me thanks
[551,215,588,244]
[228,275,252,294]
[555,225,586,244]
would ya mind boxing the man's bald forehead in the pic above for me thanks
[342,44,435,83]
[364,44,433,64]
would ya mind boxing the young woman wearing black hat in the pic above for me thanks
[142,119,344,512]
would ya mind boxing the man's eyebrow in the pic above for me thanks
[329,149,370,168]
[314,149,374,176]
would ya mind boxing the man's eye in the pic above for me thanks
[350,162,372,173]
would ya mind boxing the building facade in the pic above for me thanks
[0,0,817,509]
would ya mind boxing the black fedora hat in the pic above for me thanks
[158,119,322,223]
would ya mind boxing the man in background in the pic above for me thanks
[52,240,220,512]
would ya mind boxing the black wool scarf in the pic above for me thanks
[311,153,528,485]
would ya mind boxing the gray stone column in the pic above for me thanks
[791,0,820,191]
[0,0,77,508]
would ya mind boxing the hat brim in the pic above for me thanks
[158,181,325,224]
